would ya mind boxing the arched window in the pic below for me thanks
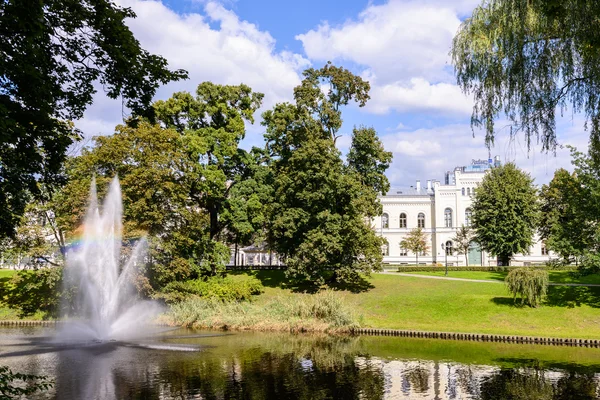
[445,240,453,255]
[465,208,472,226]
[399,213,407,228]
[461,187,465,196]
[399,247,408,256]
[444,208,453,228]
[382,240,389,256]
[382,213,389,229]
[467,187,471,196]
[417,213,425,228]
[541,243,548,256]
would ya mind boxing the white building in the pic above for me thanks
[376,157,551,266]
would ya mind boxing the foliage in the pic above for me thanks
[158,275,264,304]
[539,167,589,262]
[167,289,357,332]
[452,0,600,153]
[0,268,62,318]
[505,268,549,307]
[154,82,265,275]
[0,365,52,400]
[451,225,475,266]
[400,228,429,265]
[471,163,539,266]
[263,63,390,286]
[0,0,187,238]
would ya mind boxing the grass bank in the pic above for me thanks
[219,271,600,339]
[399,270,600,284]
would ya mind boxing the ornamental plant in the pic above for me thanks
[505,268,548,307]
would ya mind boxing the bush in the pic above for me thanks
[578,253,600,276]
[505,268,549,307]
[0,268,63,318]
[0,365,52,399]
[157,275,264,303]
[395,265,576,273]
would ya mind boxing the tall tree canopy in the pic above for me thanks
[154,82,265,274]
[0,0,187,238]
[263,63,390,285]
[471,163,539,266]
[452,0,600,153]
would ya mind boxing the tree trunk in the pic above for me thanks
[416,253,419,266]
[465,254,469,267]
[498,255,510,267]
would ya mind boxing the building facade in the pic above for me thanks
[376,157,551,266]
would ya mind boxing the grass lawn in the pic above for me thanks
[234,270,600,339]
[398,270,600,284]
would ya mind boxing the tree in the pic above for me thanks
[154,82,265,275]
[539,168,589,262]
[471,163,539,266]
[0,0,187,239]
[400,228,429,265]
[263,64,389,285]
[451,225,474,266]
[452,0,600,154]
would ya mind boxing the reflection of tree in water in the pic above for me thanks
[456,366,481,398]
[554,372,599,400]
[405,365,430,393]
[480,368,599,400]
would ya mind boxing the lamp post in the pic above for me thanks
[441,242,453,276]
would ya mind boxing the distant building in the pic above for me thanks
[376,157,551,266]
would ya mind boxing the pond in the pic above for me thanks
[1,327,600,399]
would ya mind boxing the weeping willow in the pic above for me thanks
[452,0,600,154]
[505,268,549,307]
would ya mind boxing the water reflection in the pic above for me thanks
[1,329,600,399]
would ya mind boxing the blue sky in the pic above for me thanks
[79,0,590,189]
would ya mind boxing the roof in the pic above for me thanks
[383,187,434,197]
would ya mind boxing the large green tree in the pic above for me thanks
[452,0,600,153]
[0,0,187,238]
[263,64,390,285]
[471,163,539,266]
[154,82,265,274]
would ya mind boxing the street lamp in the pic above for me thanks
[441,242,453,276]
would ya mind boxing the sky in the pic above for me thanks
[78,0,591,189]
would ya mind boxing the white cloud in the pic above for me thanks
[296,0,475,116]
[366,78,472,115]
[381,117,590,189]
[76,0,310,139]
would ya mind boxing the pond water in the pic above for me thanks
[1,327,600,399]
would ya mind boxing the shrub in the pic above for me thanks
[0,268,63,318]
[158,275,264,303]
[0,365,52,399]
[578,253,600,276]
[505,268,549,307]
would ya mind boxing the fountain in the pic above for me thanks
[58,177,161,341]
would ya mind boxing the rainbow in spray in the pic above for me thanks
[59,177,160,341]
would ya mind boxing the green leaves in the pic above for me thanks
[452,0,600,152]
[0,0,187,238]
[400,228,429,264]
[471,163,538,264]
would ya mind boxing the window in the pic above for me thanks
[417,213,425,228]
[382,241,389,256]
[462,187,465,196]
[465,208,472,226]
[445,240,453,255]
[444,208,453,228]
[467,187,471,196]
[541,244,548,256]
[382,213,389,229]
[399,213,407,228]
[400,248,408,256]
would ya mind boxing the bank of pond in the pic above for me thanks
[2,326,600,399]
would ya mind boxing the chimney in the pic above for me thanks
[416,180,421,191]
[426,180,431,191]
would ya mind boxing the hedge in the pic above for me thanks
[393,265,578,272]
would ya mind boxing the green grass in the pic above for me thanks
[398,270,600,284]
[231,270,600,339]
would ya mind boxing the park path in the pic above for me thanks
[379,271,600,287]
